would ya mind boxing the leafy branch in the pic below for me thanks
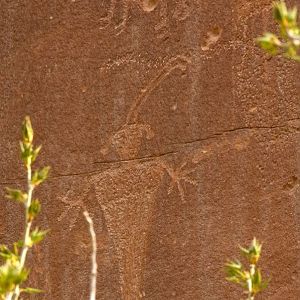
[257,1,300,61]
[225,238,269,300]
[0,117,49,300]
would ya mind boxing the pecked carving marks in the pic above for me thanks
[57,131,264,298]
[201,26,222,51]
[141,0,160,12]
[126,55,191,124]
[57,184,91,231]
[100,55,191,160]
[96,0,191,35]
[100,123,154,158]
[89,162,165,300]
[160,160,198,202]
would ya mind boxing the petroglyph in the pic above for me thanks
[97,0,191,35]
[101,55,191,160]
[88,162,164,299]
[57,129,262,299]
[126,55,190,124]
[201,26,222,51]
[159,160,198,202]
[57,157,199,298]
[57,184,91,230]
[141,0,160,12]
[173,0,191,21]
[100,123,154,159]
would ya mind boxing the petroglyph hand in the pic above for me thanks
[160,160,198,202]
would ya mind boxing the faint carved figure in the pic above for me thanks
[98,0,191,35]
[141,0,160,12]
[88,162,165,300]
[58,125,276,299]
[160,160,198,202]
[57,159,199,299]
[101,55,190,159]
[58,186,89,230]
[100,123,154,159]
[201,26,222,51]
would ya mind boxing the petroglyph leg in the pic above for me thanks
[58,185,91,230]
[154,1,168,38]
[115,1,130,35]
[173,0,191,21]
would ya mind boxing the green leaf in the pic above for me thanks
[28,228,48,247]
[0,245,17,262]
[31,167,50,186]
[21,287,44,294]
[273,1,287,22]
[31,145,42,163]
[0,263,28,293]
[287,7,298,25]
[28,199,41,221]
[256,33,281,55]
[240,238,262,264]
[5,188,27,204]
[252,268,269,294]
[224,260,248,284]
[20,141,33,166]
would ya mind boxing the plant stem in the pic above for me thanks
[247,264,255,300]
[84,211,97,300]
[12,161,33,300]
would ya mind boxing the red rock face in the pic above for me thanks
[0,0,299,299]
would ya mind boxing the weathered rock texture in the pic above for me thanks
[0,0,299,299]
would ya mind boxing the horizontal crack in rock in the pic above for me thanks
[1,119,298,183]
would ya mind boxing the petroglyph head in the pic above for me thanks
[101,123,155,159]
[141,0,160,12]
[201,26,222,51]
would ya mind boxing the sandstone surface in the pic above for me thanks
[0,0,299,299]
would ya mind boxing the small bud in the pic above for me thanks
[240,238,262,265]
[28,199,41,221]
[5,188,27,204]
[31,167,50,186]
[22,116,34,145]
[31,145,42,163]
[28,228,48,247]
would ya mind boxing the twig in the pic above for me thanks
[83,211,97,300]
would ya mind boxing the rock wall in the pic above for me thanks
[0,0,299,299]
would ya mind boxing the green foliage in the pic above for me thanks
[225,238,269,300]
[257,1,300,61]
[239,237,262,265]
[5,189,27,204]
[0,117,49,300]
[20,287,43,295]
[27,199,41,222]
[28,229,48,248]
[20,117,42,167]
[31,167,50,186]
[0,263,29,297]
